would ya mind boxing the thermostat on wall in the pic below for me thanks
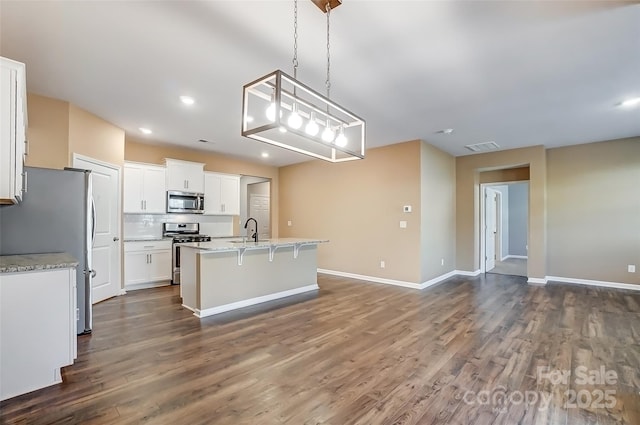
[403,205,412,213]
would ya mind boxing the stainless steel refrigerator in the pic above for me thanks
[0,166,94,334]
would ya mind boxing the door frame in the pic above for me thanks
[480,185,501,273]
[479,181,529,274]
[73,153,124,296]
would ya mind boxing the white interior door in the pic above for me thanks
[249,194,271,240]
[74,156,121,303]
[485,188,497,271]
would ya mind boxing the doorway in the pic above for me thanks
[239,176,271,240]
[481,182,529,277]
[73,155,122,303]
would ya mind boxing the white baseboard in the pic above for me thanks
[546,276,640,292]
[194,284,319,318]
[124,281,171,292]
[505,255,528,260]
[527,277,548,286]
[455,269,482,277]
[418,271,458,289]
[317,269,422,289]
[318,268,481,290]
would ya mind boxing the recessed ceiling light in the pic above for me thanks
[261,152,269,158]
[180,96,195,105]
[139,127,152,135]
[619,97,640,108]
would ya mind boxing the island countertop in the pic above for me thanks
[179,238,328,253]
[0,253,79,274]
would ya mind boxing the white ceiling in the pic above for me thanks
[1,1,639,167]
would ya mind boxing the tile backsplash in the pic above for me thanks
[124,214,235,239]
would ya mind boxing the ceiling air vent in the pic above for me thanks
[464,141,500,152]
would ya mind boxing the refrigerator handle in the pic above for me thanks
[91,197,97,246]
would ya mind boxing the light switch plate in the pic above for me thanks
[629,265,636,273]
[400,220,407,228]
[287,220,292,227]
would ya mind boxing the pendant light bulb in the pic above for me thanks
[266,91,278,122]
[305,112,319,136]
[266,103,276,122]
[321,120,335,143]
[287,104,302,129]
[335,126,348,147]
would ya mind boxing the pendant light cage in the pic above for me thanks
[241,0,365,162]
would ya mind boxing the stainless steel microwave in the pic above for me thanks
[166,191,204,214]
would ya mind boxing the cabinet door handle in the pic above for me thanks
[149,254,152,264]
[141,200,144,210]
[22,171,27,194]
[143,200,147,210]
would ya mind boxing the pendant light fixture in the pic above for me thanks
[241,0,365,162]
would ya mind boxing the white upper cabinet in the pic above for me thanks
[123,162,166,213]
[204,172,240,215]
[1,57,27,205]
[165,159,204,193]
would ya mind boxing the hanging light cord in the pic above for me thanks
[292,0,298,80]
[325,1,331,99]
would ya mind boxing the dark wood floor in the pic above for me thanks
[2,273,639,424]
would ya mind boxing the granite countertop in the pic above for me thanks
[124,237,173,242]
[180,238,329,253]
[0,253,79,274]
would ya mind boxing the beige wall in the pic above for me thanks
[125,138,280,237]
[456,145,547,279]
[25,93,69,169]
[25,93,125,169]
[420,142,456,282]
[479,166,530,183]
[279,141,423,283]
[68,104,125,167]
[547,137,640,285]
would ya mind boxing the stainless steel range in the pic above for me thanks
[163,223,211,284]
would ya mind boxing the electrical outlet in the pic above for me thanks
[629,265,636,273]
[441,258,444,266]
[399,221,407,228]
[287,220,292,227]
[380,260,385,269]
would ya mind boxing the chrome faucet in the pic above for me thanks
[243,217,258,243]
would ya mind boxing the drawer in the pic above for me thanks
[124,240,172,252]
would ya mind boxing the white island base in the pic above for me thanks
[180,240,324,318]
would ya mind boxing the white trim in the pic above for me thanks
[527,277,548,286]
[317,269,421,289]
[455,269,482,277]
[546,276,640,292]
[318,268,483,290]
[193,284,319,318]
[505,255,528,260]
[117,289,127,296]
[500,255,509,261]
[418,271,457,289]
[124,281,171,291]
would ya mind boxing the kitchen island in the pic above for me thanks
[179,238,328,318]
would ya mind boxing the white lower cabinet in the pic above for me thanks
[124,240,172,290]
[0,267,77,401]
